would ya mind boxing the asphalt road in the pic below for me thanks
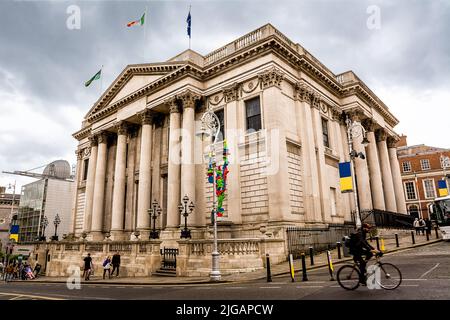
[0,241,448,300]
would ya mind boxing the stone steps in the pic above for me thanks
[152,268,177,277]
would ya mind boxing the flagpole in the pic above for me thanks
[100,65,104,96]
[189,5,191,50]
[144,6,148,60]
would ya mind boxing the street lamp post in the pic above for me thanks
[52,214,61,241]
[179,195,194,239]
[40,216,48,241]
[345,115,370,229]
[148,199,162,239]
[196,105,222,281]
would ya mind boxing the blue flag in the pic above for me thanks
[186,10,191,38]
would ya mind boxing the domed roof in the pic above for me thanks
[42,160,71,179]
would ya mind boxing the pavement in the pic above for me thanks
[2,229,441,286]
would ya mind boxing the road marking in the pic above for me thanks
[403,279,428,281]
[401,285,419,287]
[296,286,324,288]
[259,286,281,289]
[115,286,127,289]
[133,286,143,289]
[420,263,440,279]
[0,292,64,300]
[225,287,244,289]
[196,287,212,290]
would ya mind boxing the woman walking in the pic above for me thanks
[102,256,112,279]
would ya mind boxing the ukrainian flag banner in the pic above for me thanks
[339,162,353,193]
[438,180,448,197]
[9,225,19,242]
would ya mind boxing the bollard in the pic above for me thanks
[301,253,308,281]
[380,238,385,252]
[309,247,314,266]
[375,236,380,251]
[395,233,399,247]
[336,242,342,259]
[411,231,415,244]
[266,253,272,282]
[426,230,430,241]
[288,254,295,282]
[326,250,335,281]
[435,226,439,239]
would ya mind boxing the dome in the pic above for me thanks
[42,160,71,179]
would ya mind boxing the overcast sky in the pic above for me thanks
[0,0,449,190]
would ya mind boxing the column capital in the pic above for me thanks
[329,105,342,121]
[177,89,202,110]
[387,136,399,148]
[294,81,313,102]
[88,134,98,146]
[258,67,284,89]
[76,149,84,160]
[311,92,321,109]
[362,118,376,132]
[375,129,388,142]
[114,121,128,136]
[97,131,109,144]
[346,108,365,122]
[222,82,240,103]
[137,109,155,125]
[165,97,180,113]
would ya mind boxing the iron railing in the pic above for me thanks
[160,248,178,270]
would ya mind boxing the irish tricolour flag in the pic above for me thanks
[127,12,145,27]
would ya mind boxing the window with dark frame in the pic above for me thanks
[214,109,225,142]
[245,97,262,133]
[322,117,330,148]
[83,159,89,181]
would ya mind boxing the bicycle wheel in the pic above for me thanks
[377,263,402,290]
[337,265,361,290]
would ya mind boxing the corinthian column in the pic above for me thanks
[179,90,199,226]
[362,119,386,211]
[71,149,83,234]
[388,137,407,214]
[110,122,128,240]
[136,110,154,236]
[376,129,397,212]
[84,136,98,233]
[166,98,182,228]
[90,132,108,240]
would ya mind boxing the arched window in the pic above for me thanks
[408,204,419,219]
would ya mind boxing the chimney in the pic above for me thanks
[397,135,407,147]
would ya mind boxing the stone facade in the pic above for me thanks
[46,24,408,277]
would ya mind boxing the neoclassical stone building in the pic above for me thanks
[61,24,407,276]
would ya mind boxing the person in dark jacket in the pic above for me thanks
[425,218,432,236]
[352,223,379,285]
[111,252,121,277]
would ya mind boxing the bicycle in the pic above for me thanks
[336,252,402,290]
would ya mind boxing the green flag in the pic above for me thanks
[85,69,102,87]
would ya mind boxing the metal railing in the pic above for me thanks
[161,248,178,270]
[352,209,414,229]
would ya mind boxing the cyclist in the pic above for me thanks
[350,223,380,285]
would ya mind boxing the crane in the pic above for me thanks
[2,161,74,181]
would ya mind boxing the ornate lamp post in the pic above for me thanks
[345,115,370,229]
[196,105,222,281]
[40,216,48,241]
[148,199,162,239]
[178,195,194,239]
[52,214,61,241]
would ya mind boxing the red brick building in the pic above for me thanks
[397,136,450,219]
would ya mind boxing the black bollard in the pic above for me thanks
[435,227,439,239]
[395,233,399,247]
[336,242,342,259]
[266,253,272,282]
[375,236,380,251]
[309,247,314,266]
[301,253,308,281]
[411,231,415,244]
[426,230,430,241]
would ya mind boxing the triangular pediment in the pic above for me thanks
[85,62,185,120]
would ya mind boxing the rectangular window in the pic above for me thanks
[322,118,330,148]
[402,161,411,173]
[420,159,431,170]
[245,97,262,133]
[423,179,436,199]
[83,159,89,181]
[404,181,417,200]
[214,109,225,142]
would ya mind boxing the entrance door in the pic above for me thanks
[408,204,419,219]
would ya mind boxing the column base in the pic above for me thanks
[87,231,104,242]
[109,230,128,241]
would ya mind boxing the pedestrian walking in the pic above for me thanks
[425,218,432,236]
[83,253,93,281]
[4,264,14,282]
[419,218,426,235]
[33,262,42,278]
[102,256,112,279]
[413,218,420,235]
[111,252,121,277]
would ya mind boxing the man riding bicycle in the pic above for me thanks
[349,223,380,285]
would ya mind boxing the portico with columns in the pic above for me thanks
[66,24,408,276]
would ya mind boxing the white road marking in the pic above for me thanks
[420,263,440,279]
[115,286,126,289]
[133,286,143,289]
[403,279,428,281]
[196,287,212,289]
[259,286,281,289]
[225,287,244,289]
[401,285,419,287]
[296,286,324,288]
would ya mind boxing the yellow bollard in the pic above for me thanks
[380,238,385,252]
[327,250,335,281]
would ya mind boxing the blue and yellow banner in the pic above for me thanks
[339,162,353,193]
[438,180,448,197]
[9,225,19,242]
